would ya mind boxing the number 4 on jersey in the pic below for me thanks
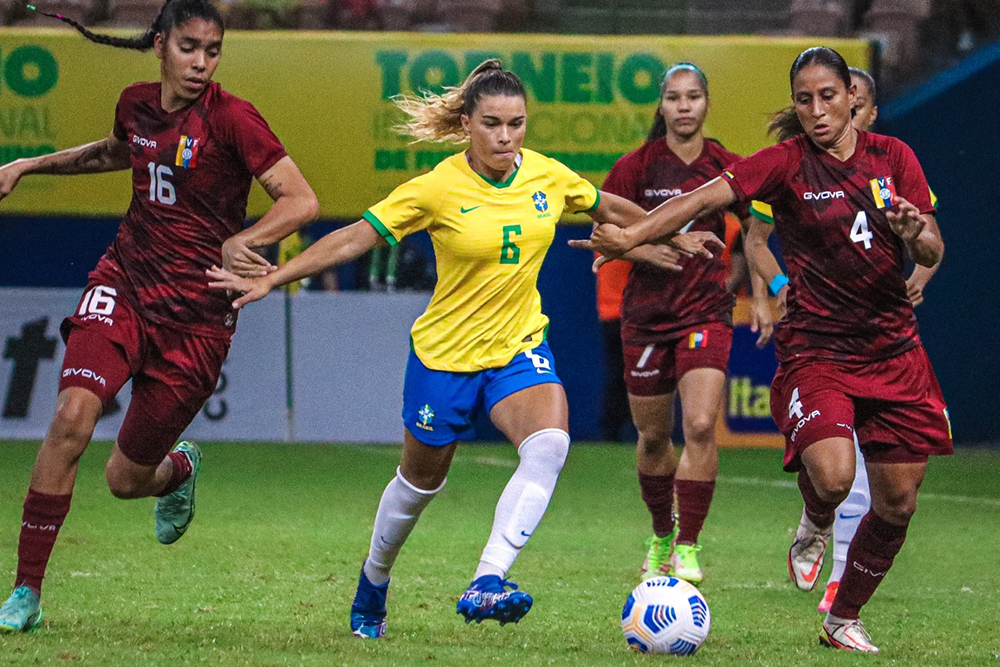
[850,211,873,249]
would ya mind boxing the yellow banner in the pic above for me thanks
[0,29,868,219]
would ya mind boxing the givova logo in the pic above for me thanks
[0,45,59,97]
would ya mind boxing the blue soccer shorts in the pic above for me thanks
[402,342,562,446]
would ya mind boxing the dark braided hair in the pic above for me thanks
[27,0,223,51]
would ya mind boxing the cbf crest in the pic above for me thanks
[532,191,548,213]
[416,404,435,431]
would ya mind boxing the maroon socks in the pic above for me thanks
[830,510,909,620]
[156,450,193,497]
[797,469,838,529]
[675,479,715,544]
[16,489,72,593]
[638,472,675,538]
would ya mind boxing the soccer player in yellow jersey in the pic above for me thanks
[207,60,722,638]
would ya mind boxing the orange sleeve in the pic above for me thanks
[595,256,631,321]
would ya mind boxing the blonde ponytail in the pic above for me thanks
[393,59,524,144]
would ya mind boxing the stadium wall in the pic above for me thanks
[0,30,869,219]
[879,41,1000,444]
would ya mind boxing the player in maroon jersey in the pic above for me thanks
[576,47,949,653]
[600,63,776,585]
[758,66,943,615]
[0,0,318,632]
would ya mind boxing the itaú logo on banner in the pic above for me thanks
[803,190,845,200]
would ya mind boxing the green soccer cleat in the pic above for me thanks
[155,441,201,545]
[640,530,676,582]
[670,543,704,585]
[0,585,43,633]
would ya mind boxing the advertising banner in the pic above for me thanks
[0,29,869,219]
[0,288,288,441]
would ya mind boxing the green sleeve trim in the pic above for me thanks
[362,210,399,247]
[749,201,774,225]
[584,187,601,213]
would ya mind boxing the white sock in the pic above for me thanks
[474,428,570,580]
[363,467,444,586]
[830,438,870,584]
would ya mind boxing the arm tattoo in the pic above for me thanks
[260,175,284,200]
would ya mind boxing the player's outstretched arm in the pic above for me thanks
[207,219,383,309]
[222,156,320,278]
[583,177,735,258]
[0,133,129,202]
[887,197,943,268]
[569,189,725,266]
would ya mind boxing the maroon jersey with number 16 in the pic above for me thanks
[105,81,287,339]
[722,130,935,364]
[604,138,748,346]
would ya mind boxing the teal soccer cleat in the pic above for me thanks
[155,441,201,545]
[0,585,43,633]
[456,575,533,625]
[350,564,388,638]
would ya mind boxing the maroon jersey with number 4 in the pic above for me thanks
[605,139,747,345]
[722,130,935,363]
[104,81,287,339]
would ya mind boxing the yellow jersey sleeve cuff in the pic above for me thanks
[584,187,601,213]
[750,200,774,225]
[362,210,399,247]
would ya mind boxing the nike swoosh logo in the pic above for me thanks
[800,556,821,585]
[520,531,532,538]
[838,513,863,520]
[460,205,483,214]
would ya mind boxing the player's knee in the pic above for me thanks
[637,425,672,457]
[683,413,715,445]
[104,461,153,499]
[47,392,100,456]
[810,469,853,504]
[875,490,918,525]
[519,428,570,473]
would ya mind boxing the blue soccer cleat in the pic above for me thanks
[350,564,388,638]
[456,575,533,625]
[155,441,202,545]
[0,585,43,633]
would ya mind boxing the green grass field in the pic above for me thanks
[0,441,997,666]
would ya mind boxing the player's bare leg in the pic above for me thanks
[0,388,100,633]
[789,438,854,592]
[456,383,569,624]
[352,431,456,638]
[630,392,678,580]
[822,459,926,653]
[672,368,726,584]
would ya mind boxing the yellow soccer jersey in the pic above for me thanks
[362,148,600,372]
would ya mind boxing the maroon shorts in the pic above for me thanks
[770,344,953,472]
[622,323,733,396]
[59,279,229,466]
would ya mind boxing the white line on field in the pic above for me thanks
[455,456,1000,508]
[720,476,1000,507]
